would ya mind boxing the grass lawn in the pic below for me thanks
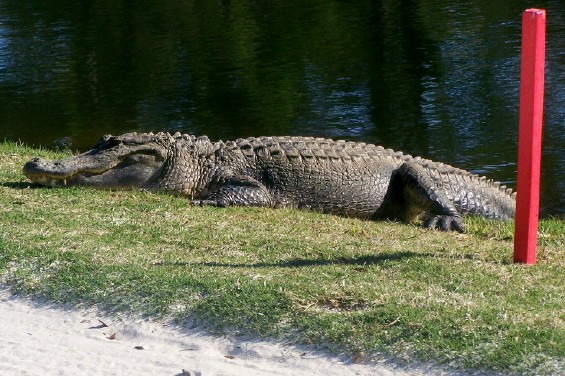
[1,141,563,375]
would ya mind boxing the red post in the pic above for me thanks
[514,9,546,264]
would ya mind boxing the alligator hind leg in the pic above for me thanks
[191,175,276,208]
[397,162,463,232]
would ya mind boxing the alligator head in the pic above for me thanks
[23,133,170,189]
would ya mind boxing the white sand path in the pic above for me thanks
[0,287,448,376]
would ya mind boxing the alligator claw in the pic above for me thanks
[190,199,227,207]
[424,215,464,233]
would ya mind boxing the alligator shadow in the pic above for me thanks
[1,181,40,189]
[154,251,436,269]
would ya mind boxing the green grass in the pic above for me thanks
[1,141,563,374]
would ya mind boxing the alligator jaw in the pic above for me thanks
[23,142,167,189]
[22,158,117,187]
[25,174,73,187]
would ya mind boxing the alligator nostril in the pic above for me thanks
[31,157,41,162]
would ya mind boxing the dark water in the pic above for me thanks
[1,1,564,215]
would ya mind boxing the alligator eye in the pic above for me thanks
[93,134,117,149]
[103,138,123,148]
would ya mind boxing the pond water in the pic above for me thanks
[1,0,564,215]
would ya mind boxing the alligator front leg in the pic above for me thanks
[192,175,276,208]
[397,162,464,232]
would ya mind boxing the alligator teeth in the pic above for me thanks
[63,179,67,186]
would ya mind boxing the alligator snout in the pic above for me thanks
[23,158,42,172]
[22,157,70,178]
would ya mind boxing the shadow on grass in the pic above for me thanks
[1,181,39,189]
[154,251,437,268]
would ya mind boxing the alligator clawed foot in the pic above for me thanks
[424,215,464,233]
[189,199,227,207]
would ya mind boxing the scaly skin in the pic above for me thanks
[23,132,516,232]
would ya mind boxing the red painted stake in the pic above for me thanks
[514,9,546,264]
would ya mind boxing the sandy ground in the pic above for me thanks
[0,287,443,376]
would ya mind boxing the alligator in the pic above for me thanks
[23,132,516,232]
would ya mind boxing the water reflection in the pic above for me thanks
[300,65,372,138]
[0,0,564,215]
